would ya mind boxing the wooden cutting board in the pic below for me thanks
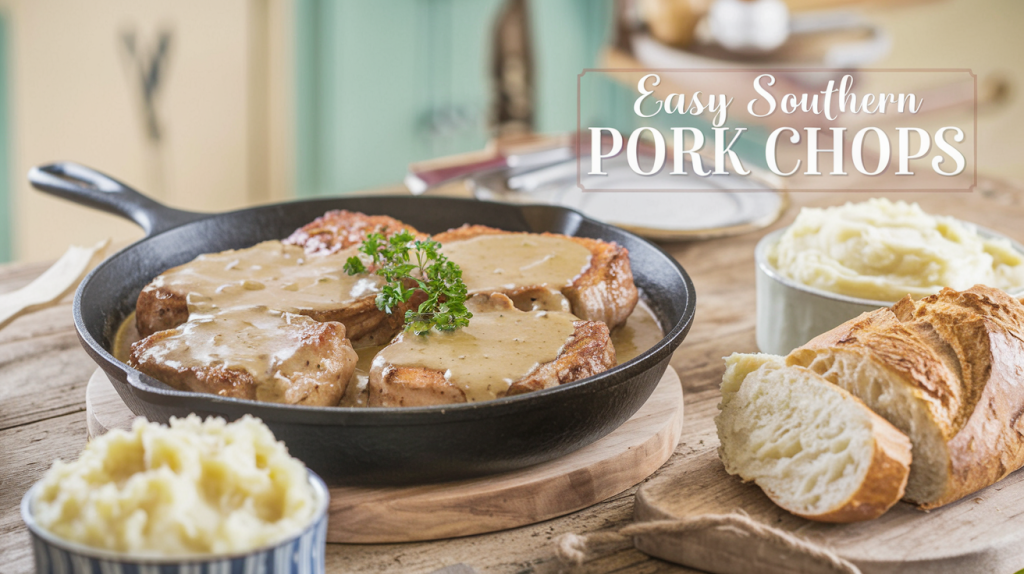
[86,367,684,543]
[630,385,1024,574]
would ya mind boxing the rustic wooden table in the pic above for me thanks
[2,180,1022,574]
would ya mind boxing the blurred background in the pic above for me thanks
[0,0,1019,263]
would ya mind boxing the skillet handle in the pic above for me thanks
[28,162,206,237]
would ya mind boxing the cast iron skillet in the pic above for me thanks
[30,162,696,485]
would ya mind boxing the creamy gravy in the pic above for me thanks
[114,234,664,407]
[131,306,319,378]
[113,310,140,363]
[339,345,384,407]
[611,300,662,363]
[117,306,350,403]
[154,240,382,315]
[372,299,579,402]
[443,234,592,293]
[130,240,378,393]
[112,301,665,406]
[507,287,572,313]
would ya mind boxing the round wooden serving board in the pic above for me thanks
[86,367,683,544]
[632,392,1024,574]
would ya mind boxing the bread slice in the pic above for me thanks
[717,353,912,522]
[786,309,960,507]
[789,285,1024,509]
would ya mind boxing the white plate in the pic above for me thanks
[471,154,787,240]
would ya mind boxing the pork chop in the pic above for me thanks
[129,306,358,406]
[136,211,422,342]
[284,209,423,255]
[367,294,616,407]
[433,225,639,329]
[135,241,405,347]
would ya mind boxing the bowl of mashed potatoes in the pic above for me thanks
[756,198,1024,355]
[21,414,328,574]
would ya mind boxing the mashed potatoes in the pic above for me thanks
[32,415,317,556]
[769,198,1024,302]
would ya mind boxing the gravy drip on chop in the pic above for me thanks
[371,295,578,402]
[136,306,309,378]
[131,305,354,404]
[153,240,383,315]
[442,234,592,308]
[131,240,380,402]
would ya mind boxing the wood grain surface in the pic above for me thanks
[2,179,1024,573]
[85,367,684,544]
[633,419,1024,574]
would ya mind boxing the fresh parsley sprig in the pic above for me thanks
[344,229,472,335]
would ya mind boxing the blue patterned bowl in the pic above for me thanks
[21,471,329,574]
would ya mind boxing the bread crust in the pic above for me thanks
[433,225,639,329]
[793,410,912,523]
[895,286,1024,508]
[718,357,911,522]
[790,285,1024,509]
[791,308,964,435]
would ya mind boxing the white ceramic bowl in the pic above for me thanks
[756,226,1024,356]
[21,470,329,574]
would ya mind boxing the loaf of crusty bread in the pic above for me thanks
[717,353,912,522]
[788,285,1024,509]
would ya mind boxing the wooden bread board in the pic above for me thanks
[630,385,1024,574]
[86,367,684,543]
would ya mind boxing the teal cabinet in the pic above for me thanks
[295,0,636,197]
[530,0,629,134]
[296,0,505,196]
